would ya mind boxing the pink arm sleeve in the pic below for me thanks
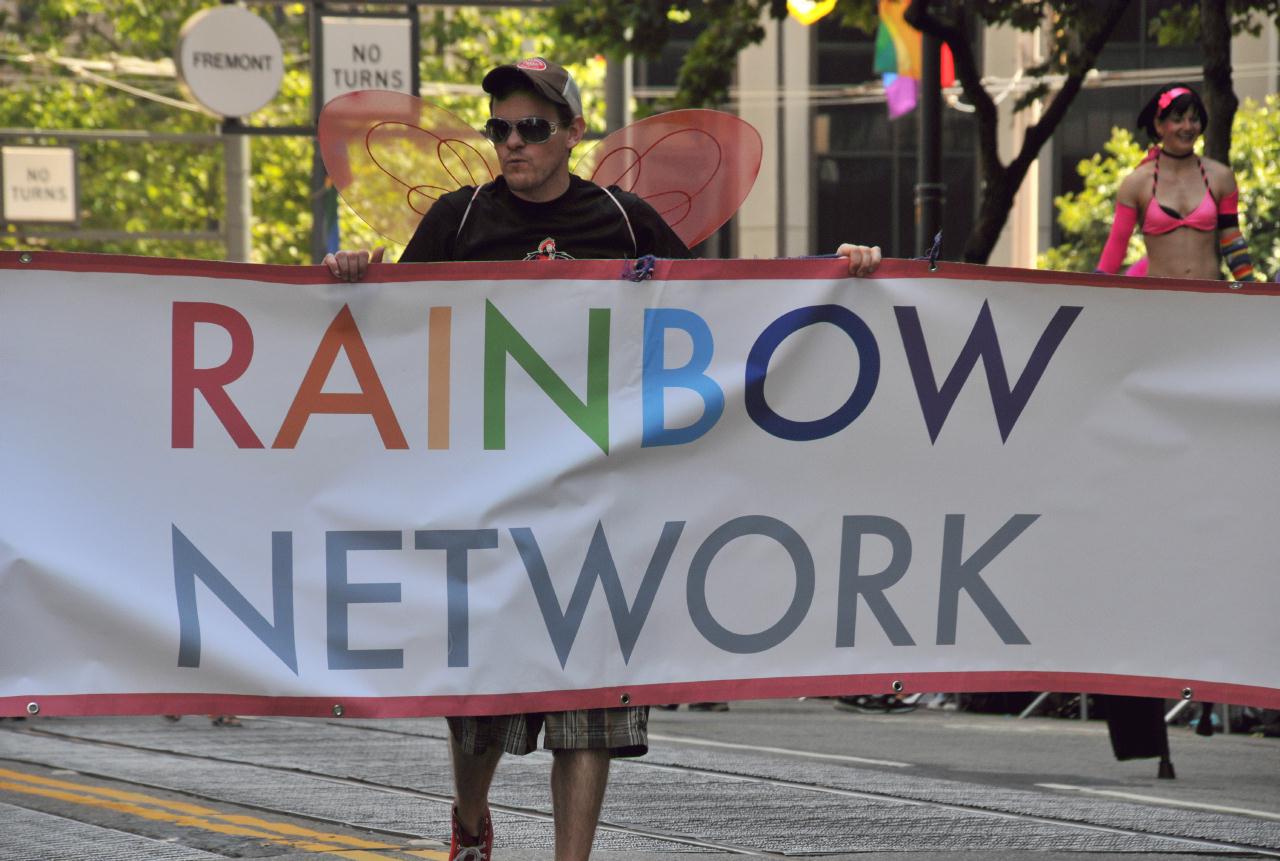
[1218,189,1240,214]
[1096,203,1137,274]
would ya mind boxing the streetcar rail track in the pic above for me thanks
[3,719,1277,858]
[2,723,776,856]
[279,718,1280,857]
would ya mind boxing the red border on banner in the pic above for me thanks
[4,249,1280,296]
[2,672,1277,719]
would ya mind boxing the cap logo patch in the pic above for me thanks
[517,58,547,71]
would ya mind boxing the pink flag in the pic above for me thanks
[885,75,918,119]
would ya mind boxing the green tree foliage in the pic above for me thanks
[555,0,772,110]
[1146,1,1280,162]
[0,1,316,261]
[1038,128,1144,274]
[1040,96,1280,281]
[1,2,593,263]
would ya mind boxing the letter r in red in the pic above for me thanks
[172,302,264,448]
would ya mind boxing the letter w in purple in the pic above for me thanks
[895,301,1082,443]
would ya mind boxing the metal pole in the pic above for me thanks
[1017,691,1052,719]
[605,53,626,133]
[914,32,944,258]
[217,0,252,263]
[890,120,900,255]
[309,1,328,264]
[223,127,251,262]
[775,17,787,257]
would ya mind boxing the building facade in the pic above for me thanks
[633,4,1279,267]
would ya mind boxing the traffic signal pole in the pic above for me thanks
[915,32,944,259]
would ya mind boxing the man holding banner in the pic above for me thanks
[324,55,882,861]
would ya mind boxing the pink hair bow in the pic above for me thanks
[1158,87,1191,112]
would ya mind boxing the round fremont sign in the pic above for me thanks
[175,6,284,118]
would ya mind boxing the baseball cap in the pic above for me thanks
[482,57,583,119]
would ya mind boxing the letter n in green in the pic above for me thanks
[484,300,610,453]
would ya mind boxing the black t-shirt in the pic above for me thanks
[399,175,691,263]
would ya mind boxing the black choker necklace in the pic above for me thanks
[1159,147,1194,160]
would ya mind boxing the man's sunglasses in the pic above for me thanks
[481,116,561,145]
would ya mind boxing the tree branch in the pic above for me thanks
[1009,0,1131,184]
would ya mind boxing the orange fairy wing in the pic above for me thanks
[572,109,763,249]
[317,91,499,246]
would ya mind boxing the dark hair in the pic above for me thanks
[487,78,574,126]
[1136,83,1208,141]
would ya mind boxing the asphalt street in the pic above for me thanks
[0,697,1277,860]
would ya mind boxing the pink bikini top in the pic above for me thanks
[1142,155,1216,235]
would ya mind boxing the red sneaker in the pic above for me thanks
[449,805,493,860]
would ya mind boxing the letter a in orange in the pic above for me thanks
[273,305,408,449]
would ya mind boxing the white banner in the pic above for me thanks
[2,251,1278,717]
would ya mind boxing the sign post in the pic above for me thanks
[169,3,418,263]
[175,4,286,263]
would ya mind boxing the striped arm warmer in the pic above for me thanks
[1218,190,1256,281]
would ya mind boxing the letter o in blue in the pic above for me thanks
[745,305,880,441]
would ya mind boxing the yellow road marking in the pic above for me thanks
[0,767,447,859]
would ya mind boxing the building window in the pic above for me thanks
[815,15,876,85]
[816,103,976,259]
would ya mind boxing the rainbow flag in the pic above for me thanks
[875,0,955,118]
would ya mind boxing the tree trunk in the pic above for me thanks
[964,168,1020,264]
[907,0,1133,265]
[1200,0,1237,164]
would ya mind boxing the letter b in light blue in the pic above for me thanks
[642,309,724,446]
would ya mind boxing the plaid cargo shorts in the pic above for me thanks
[447,706,648,758]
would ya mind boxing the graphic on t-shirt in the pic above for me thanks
[524,237,574,261]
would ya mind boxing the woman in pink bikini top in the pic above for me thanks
[1096,83,1256,281]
